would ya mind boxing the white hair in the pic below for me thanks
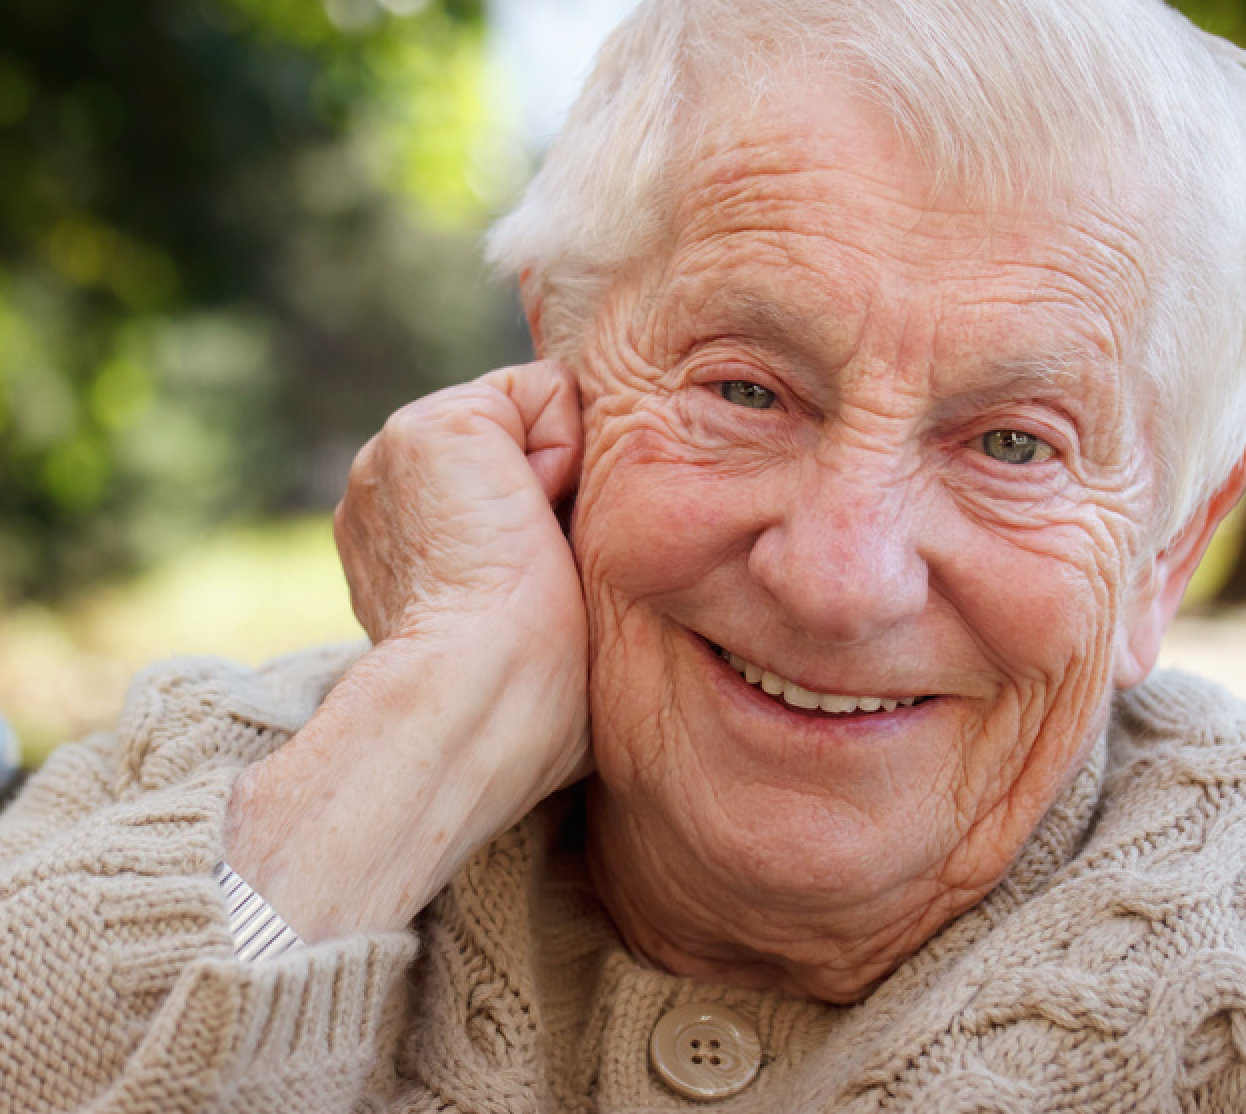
[487,0,1246,547]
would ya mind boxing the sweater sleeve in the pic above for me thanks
[0,645,420,1114]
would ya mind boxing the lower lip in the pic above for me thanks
[692,633,940,736]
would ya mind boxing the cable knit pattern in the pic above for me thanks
[0,645,417,1114]
[3,654,1246,1112]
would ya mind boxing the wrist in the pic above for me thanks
[224,723,480,942]
[223,631,563,941]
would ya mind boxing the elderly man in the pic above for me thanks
[5,0,1246,1110]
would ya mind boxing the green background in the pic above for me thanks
[0,0,1243,762]
[0,0,1241,604]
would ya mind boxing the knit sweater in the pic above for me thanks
[3,648,1246,1113]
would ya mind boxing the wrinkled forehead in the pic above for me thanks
[674,17,1170,215]
[659,77,1152,375]
[675,64,1155,237]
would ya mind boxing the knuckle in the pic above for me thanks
[346,437,378,486]
[432,404,493,440]
[415,388,508,440]
[332,499,350,541]
[382,402,427,442]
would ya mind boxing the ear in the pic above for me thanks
[519,268,546,357]
[1115,454,1246,688]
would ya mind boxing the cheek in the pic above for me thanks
[949,513,1133,690]
[942,515,1132,810]
[573,423,765,605]
[571,424,770,781]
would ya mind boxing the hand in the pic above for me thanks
[335,361,585,647]
[224,361,591,941]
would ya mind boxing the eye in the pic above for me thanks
[717,381,777,409]
[979,430,1055,465]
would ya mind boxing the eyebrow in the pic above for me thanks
[671,288,836,367]
[922,352,1126,447]
[941,350,1117,404]
[680,290,1111,387]
[939,354,1089,403]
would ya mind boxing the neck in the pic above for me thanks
[584,781,982,1005]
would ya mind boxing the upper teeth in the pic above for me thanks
[724,651,919,715]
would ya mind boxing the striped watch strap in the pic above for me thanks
[213,861,305,962]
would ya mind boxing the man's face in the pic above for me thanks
[569,83,1154,999]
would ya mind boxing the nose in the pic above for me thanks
[747,459,929,645]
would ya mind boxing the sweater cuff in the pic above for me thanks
[95,768,420,1093]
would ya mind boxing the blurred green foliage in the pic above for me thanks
[0,0,1243,606]
[0,0,529,603]
[1177,0,1246,39]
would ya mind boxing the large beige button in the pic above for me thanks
[650,1002,761,1102]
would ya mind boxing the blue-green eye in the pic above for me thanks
[718,381,777,409]
[980,430,1055,465]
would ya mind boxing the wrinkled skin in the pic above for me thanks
[226,366,592,940]
[226,81,1243,1001]
[569,86,1214,1002]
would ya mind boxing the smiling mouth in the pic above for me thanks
[709,642,934,716]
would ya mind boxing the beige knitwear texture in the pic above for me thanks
[3,647,1246,1112]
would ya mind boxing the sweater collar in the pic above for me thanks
[406,732,1109,1111]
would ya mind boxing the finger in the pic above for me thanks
[557,745,596,791]
[344,433,380,493]
[481,361,584,502]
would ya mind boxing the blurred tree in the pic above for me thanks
[1174,0,1246,41]
[0,0,529,604]
[2,0,1244,606]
